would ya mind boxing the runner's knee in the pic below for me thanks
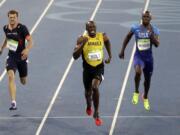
[92,84,98,92]
[85,89,92,96]
[7,70,15,82]
[135,66,142,74]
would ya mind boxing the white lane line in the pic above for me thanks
[0,0,55,82]
[35,0,102,135]
[1,115,180,119]
[0,0,6,7]
[0,70,6,82]
[0,0,7,82]
[109,0,151,135]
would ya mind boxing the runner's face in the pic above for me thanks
[87,23,96,37]
[8,14,18,25]
[142,13,151,26]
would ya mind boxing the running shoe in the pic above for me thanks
[9,102,17,110]
[93,112,103,126]
[132,92,139,105]
[143,98,150,111]
[94,118,103,126]
[86,107,92,116]
[141,94,150,111]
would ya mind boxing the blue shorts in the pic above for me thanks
[134,55,153,77]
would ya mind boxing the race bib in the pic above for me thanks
[88,51,102,61]
[137,39,150,51]
[7,39,18,51]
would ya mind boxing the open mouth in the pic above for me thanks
[90,31,95,34]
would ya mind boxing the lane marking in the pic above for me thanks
[35,0,102,135]
[1,115,180,119]
[0,0,6,7]
[0,0,7,82]
[109,0,151,135]
[0,0,55,82]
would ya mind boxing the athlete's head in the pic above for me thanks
[8,10,18,26]
[142,10,151,26]
[86,21,96,37]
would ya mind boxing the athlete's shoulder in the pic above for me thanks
[151,24,160,35]
[96,32,104,36]
[3,25,8,31]
[97,32,103,34]
[131,24,140,29]
[77,35,88,43]
[130,24,140,32]
[17,23,27,29]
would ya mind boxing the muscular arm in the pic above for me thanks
[148,24,160,47]
[21,35,33,60]
[119,30,133,59]
[150,34,160,47]
[0,38,7,54]
[73,36,88,60]
[103,33,112,63]
[25,35,33,51]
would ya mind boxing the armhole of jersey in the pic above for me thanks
[4,25,8,31]
[17,24,21,29]
[100,32,104,40]
[152,25,160,36]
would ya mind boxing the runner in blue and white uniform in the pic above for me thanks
[119,11,160,110]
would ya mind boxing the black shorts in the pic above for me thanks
[6,57,28,78]
[83,67,104,90]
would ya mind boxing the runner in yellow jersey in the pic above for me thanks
[73,21,112,126]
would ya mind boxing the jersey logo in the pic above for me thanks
[87,41,102,46]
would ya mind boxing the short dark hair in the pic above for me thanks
[8,10,18,17]
[142,10,152,20]
[142,10,151,16]
[86,21,96,30]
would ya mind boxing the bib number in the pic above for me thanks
[7,39,18,51]
[137,39,150,51]
[88,51,101,61]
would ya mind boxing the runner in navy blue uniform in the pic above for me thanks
[119,11,160,110]
[0,10,33,110]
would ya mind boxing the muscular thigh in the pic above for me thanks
[6,57,17,73]
[143,60,153,78]
[83,69,93,90]
[134,55,144,73]
[83,67,104,90]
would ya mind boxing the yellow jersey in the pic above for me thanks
[83,32,104,67]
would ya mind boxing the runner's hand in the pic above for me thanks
[0,48,3,55]
[21,48,29,60]
[119,50,124,59]
[105,57,111,64]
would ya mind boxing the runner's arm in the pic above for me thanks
[119,31,133,59]
[0,38,7,55]
[150,34,160,47]
[73,36,88,60]
[25,35,33,51]
[103,33,112,64]
[149,24,160,47]
[21,35,33,60]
